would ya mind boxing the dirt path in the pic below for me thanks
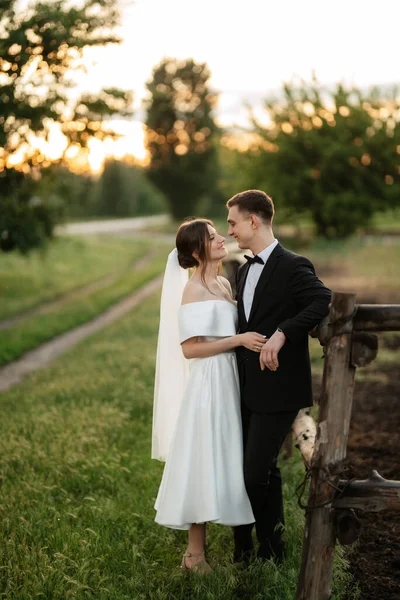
[0,274,163,393]
[55,215,169,236]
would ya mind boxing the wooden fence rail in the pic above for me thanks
[353,304,400,331]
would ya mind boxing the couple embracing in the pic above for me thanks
[152,190,331,573]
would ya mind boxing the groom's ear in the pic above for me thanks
[250,214,258,229]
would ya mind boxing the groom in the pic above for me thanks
[226,189,331,564]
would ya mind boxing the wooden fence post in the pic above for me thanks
[296,292,357,600]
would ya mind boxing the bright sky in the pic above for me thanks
[80,0,399,167]
[16,0,400,170]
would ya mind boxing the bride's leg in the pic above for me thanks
[182,523,211,572]
[188,523,205,554]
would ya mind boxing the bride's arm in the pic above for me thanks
[181,332,266,359]
[181,335,241,359]
[180,281,264,358]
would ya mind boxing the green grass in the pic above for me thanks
[0,235,154,320]
[0,294,359,599]
[297,235,400,302]
[0,250,169,366]
[369,207,400,232]
[275,208,400,236]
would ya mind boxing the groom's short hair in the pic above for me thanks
[226,190,275,223]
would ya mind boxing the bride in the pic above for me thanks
[152,218,266,573]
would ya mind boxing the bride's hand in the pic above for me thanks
[239,332,267,352]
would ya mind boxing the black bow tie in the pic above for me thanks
[244,254,264,266]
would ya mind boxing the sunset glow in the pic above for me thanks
[3,119,148,174]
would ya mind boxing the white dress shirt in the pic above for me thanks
[243,239,279,320]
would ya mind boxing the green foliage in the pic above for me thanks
[213,143,261,217]
[37,161,166,219]
[39,166,97,219]
[145,57,219,220]
[247,76,400,238]
[0,0,132,252]
[95,159,166,218]
[0,175,63,252]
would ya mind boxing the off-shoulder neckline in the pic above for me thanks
[180,299,237,308]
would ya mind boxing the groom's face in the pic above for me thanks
[227,206,253,249]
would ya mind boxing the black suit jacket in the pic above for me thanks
[235,243,331,413]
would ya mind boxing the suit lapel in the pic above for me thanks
[236,262,249,299]
[247,243,284,325]
[236,262,250,326]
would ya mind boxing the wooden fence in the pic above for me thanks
[296,292,400,599]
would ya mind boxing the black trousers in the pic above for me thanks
[234,404,297,561]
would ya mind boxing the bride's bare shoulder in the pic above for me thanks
[181,280,208,305]
[218,276,233,295]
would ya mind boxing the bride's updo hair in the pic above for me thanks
[176,218,213,271]
[176,218,222,294]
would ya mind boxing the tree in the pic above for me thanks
[34,160,166,220]
[93,158,165,217]
[248,76,400,238]
[144,57,219,221]
[97,159,129,216]
[0,0,132,252]
[38,165,96,219]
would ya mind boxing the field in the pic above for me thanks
[1,227,399,599]
[0,236,154,320]
[0,293,360,600]
[0,236,170,366]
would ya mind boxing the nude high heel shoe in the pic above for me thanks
[181,550,212,574]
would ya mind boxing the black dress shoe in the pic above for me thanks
[233,525,255,565]
[257,539,286,564]
[233,544,254,565]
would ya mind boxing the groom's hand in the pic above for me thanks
[259,330,286,371]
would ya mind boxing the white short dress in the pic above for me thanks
[154,300,255,530]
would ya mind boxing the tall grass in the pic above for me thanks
[0,294,359,599]
[0,250,169,366]
[0,235,154,320]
